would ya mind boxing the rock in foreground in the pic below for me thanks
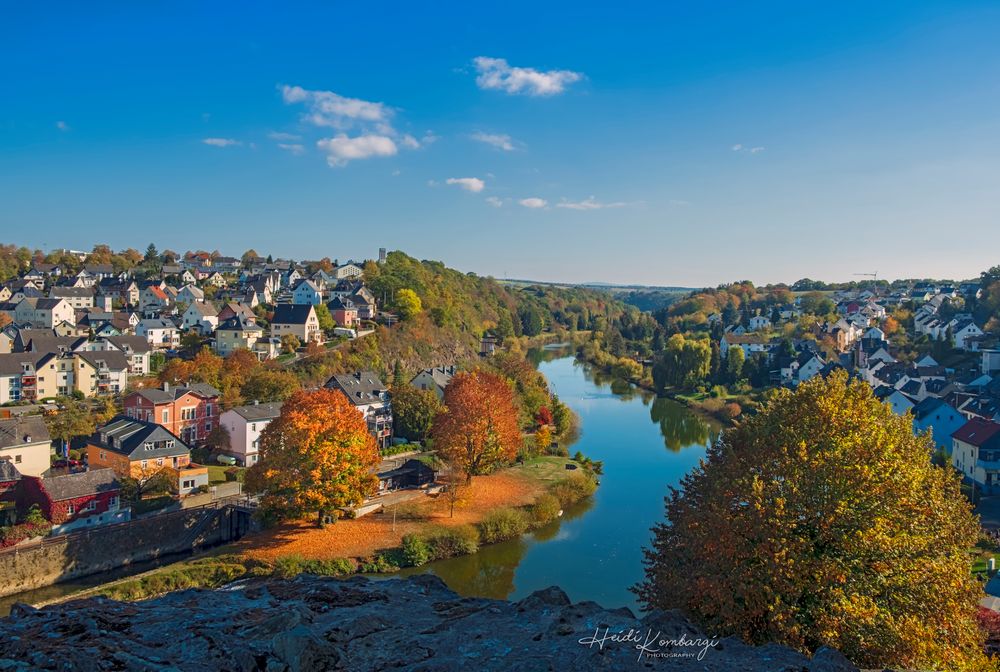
[0,575,856,671]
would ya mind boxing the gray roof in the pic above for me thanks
[217,314,262,333]
[228,401,283,421]
[49,287,94,299]
[105,335,151,354]
[0,415,51,451]
[93,416,190,459]
[0,458,22,482]
[326,370,388,405]
[411,366,456,390]
[42,468,120,501]
[76,349,130,372]
[132,383,221,404]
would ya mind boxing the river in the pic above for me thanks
[398,351,721,613]
[0,351,721,616]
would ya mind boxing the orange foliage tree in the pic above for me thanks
[634,371,988,671]
[431,370,521,480]
[245,389,379,527]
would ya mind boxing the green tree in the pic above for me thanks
[241,369,301,403]
[392,384,444,442]
[725,345,745,381]
[44,399,97,456]
[314,303,336,334]
[635,372,988,671]
[395,288,423,320]
[280,334,301,354]
[651,334,711,391]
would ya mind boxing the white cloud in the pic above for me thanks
[485,196,504,208]
[471,132,517,151]
[445,177,485,193]
[473,57,582,96]
[55,120,69,132]
[280,85,388,127]
[268,131,302,141]
[281,84,423,166]
[202,137,242,147]
[277,143,305,155]
[519,197,548,209]
[555,196,627,211]
[732,143,765,154]
[750,146,765,153]
[317,134,397,167]
[731,144,743,152]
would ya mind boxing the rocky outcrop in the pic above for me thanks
[0,575,857,671]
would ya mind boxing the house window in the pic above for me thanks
[251,423,256,432]
[156,458,163,466]
[67,503,75,515]
[85,500,97,511]
[162,410,169,423]
[100,450,106,460]
[144,442,153,451]
[140,460,148,469]
[182,479,195,489]
[14,454,21,464]
[166,440,174,449]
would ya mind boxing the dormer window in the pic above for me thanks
[144,442,153,451]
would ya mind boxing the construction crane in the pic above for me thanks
[853,272,878,282]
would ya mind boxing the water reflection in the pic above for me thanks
[649,397,721,452]
[400,355,714,611]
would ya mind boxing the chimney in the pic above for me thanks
[163,382,169,392]
[23,435,31,443]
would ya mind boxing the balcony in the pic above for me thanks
[978,458,1000,472]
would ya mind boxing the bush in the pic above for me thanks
[272,554,357,578]
[529,493,561,526]
[358,552,400,573]
[478,507,529,544]
[424,525,479,560]
[549,473,597,508]
[401,534,431,566]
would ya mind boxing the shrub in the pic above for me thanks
[529,493,561,526]
[401,534,431,566]
[724,402,742,419]
[424,525,479,560]
[358,552,401,573]
[478,507,529,544]
[549,473,597,508]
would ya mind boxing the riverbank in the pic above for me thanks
[33,456,597,605]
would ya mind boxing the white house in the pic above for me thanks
[136,318,180,349]
[292,280,323,306]
[0,416,52,478]
[952,419,1000,494]
[177,284,205,305]
[720,333,769,359]
[218,401,282,466]
[748,315,771,331]
[13,298,75,329]
[181,302,219,334]
[410,366,456,400]
[952,319,984,350]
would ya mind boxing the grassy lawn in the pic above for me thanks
[207,465,228,484]
[971,537,1000,575]
[509,455,579,485]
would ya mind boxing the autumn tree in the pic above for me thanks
[281,334,300,354]
[392,384,443,442]
[395,288,423,320]
[245,389,380,527]
[651,334,711,392]
[431,371,521,480]
[634,371,988,671]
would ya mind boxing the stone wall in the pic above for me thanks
[0,504,249,598]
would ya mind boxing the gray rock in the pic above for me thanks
[0,575,859,671]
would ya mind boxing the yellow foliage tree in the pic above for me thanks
[635,371,989,671]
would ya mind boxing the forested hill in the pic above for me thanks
[296,250,639,384]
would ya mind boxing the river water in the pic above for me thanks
[0,351,721,616]
[398,351,721,613]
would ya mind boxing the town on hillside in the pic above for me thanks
[1,245,515,542]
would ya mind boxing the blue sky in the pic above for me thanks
[3,2,1000,286]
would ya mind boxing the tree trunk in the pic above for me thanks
[317,509,327,528]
